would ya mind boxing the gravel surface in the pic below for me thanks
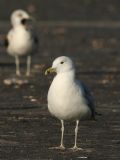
[0,22,119,159]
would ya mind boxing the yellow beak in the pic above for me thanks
[45,67,56,75]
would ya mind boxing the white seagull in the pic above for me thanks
[45,56,97,151]
[5,9,38,76]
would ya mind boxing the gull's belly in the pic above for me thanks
[7,31,34,56]
[48,103,91,121]
[48,86,91,120]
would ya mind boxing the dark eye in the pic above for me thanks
[18,13,23,17]
[60,61,64,64]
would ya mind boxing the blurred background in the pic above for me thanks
[0,0,120,159]
[0,0,120,61]
[0,0,120,21]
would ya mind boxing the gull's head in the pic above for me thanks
[11,9,32,27]
[45,56,75,75]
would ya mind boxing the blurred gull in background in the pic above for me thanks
[4,9,38,77]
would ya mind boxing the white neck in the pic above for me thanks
[56,69,75,82]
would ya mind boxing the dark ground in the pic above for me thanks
[0,21,119,160]
[0,1,120,159]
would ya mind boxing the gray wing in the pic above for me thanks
[28,28,39,54]
[29,27,39,45]
[80,82,96,120]
[33,34,39,44]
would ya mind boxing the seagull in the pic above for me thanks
[4,9,38,76]
[45,56,97,151]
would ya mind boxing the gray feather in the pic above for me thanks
[81,82,96,120]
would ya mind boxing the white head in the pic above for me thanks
[11,9,31,27]
[45,56,75,75]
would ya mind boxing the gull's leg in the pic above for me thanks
[49,120,65,150]
[59,120,65,149]
[15,55,20,76]
[26,55,31,76]
[70,120,83,151]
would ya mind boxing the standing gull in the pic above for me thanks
[45,56,97,150]
[5,9,38,76]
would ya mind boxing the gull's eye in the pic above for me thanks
[60,61,64,64]
[18,13,23,17]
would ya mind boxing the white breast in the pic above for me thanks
[47,73,91,121]
[7,26,34,56]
